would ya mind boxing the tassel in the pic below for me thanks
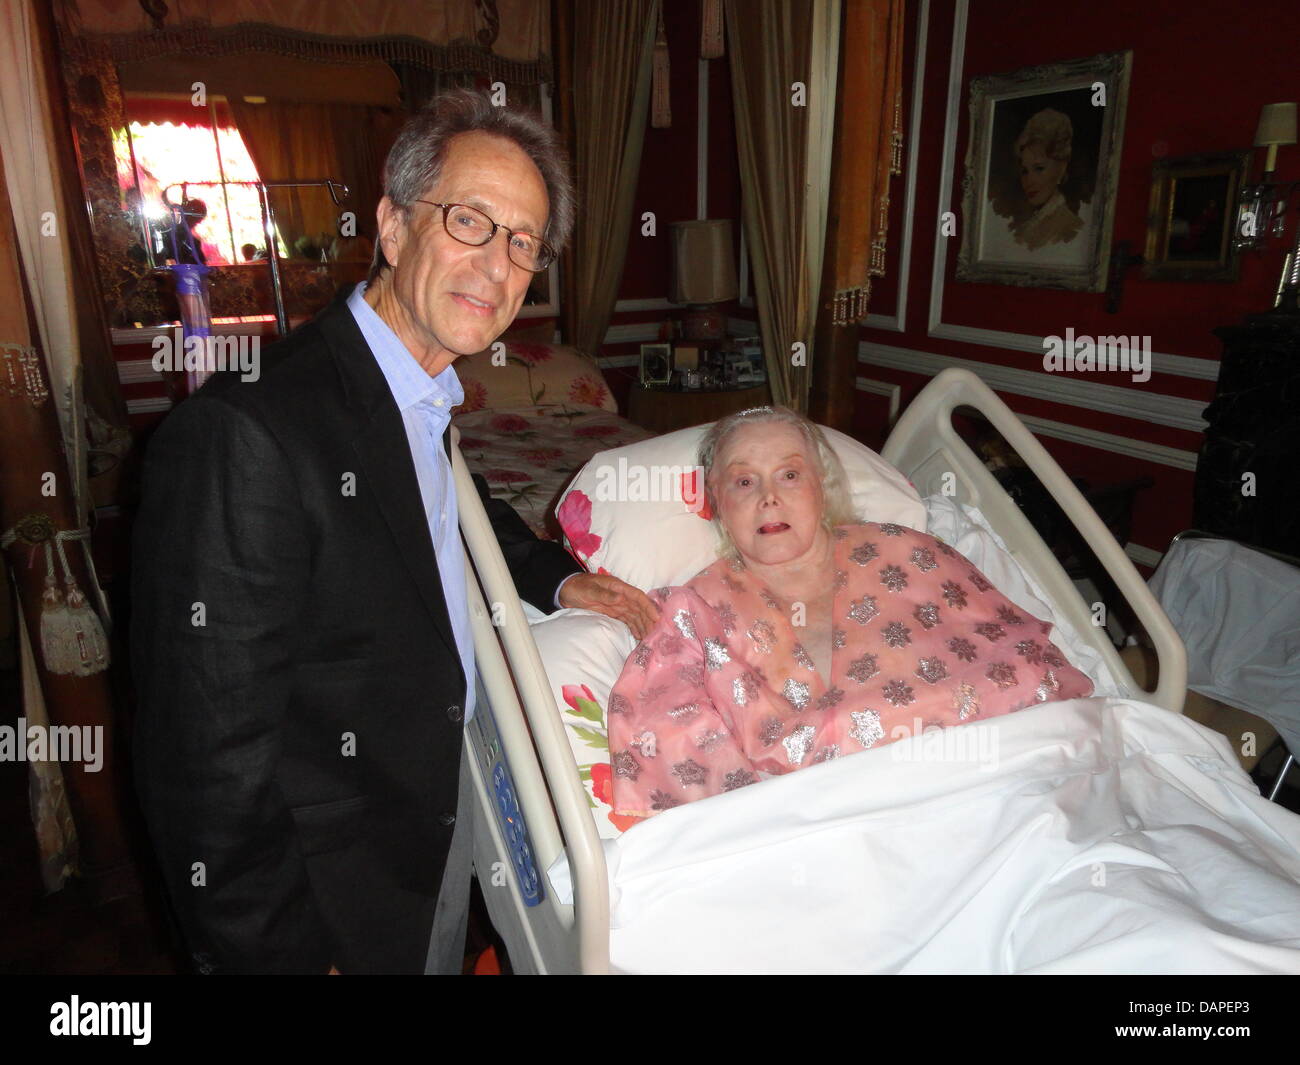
[27,531,111,678]
[701,0,724,58]
[651,8,672,128]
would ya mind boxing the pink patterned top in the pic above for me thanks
[608,522,1093,818]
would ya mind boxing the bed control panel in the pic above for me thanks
[469,685,542,908]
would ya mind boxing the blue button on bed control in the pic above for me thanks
[492,761,541,907]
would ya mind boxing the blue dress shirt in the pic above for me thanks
[347,283,477,723]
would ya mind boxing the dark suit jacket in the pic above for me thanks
[131,298,581,974]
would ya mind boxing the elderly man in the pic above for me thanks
[131,90,656,974]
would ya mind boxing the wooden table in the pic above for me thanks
[625,382,773,435]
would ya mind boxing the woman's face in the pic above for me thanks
[711,422,828,568]
[1018,143,1067,206]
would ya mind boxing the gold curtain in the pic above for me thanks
[570,0,660,360]
[725,0,840,412]
[229,99,399,255]
[830,0,905,324]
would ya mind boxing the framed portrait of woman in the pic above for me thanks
[956,51,1132,292]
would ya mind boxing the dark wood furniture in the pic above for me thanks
[626,382,773,434]
[1195,314,1300,557]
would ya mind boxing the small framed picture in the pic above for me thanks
[639,343,672,386]
[1143,151,1249,282]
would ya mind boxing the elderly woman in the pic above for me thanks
[608,406,1093,819]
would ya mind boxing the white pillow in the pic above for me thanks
[554,422,927,590]
[527,608,637,838]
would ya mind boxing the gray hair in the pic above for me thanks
[698,406,858,559]
[367,88,576,284]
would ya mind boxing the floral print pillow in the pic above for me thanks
[453,342,617,414]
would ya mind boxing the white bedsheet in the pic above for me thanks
[550,696,1300,973]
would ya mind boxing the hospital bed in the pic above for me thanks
[452,368,1300,974]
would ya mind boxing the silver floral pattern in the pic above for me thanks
[953,683,979,720]
[1035,669,1061,703]
[813,745,840,763]
[986,662,1018,690]
[612,749,641,780]
[695,729,728,752]
[849,709,884,748]
[974,622,1006,643]
[882,679,916,706]
[782,724,816,765]
[816,686,845,711]
[967,570,992,592]
[879,564,908,592]
[650,789,680,811]
[913,602,942,629]
[632,642,652,668]
[704,637,730,671]
[850,542,879,566]
[941,580,968,609]
[947,637,977,662]
[847,595,880,625]
[668,702,701,721]
[722,769,758,791]
[783,677,812,711]
[732,671,760,707]
[759,716,784,747]
[881,621,912,648]
[671,758,709,787]
[673,608,697,640]
[996,605,1025,626]
[847,652,880,682]
[832,628,847,649]
[792,642,815,670]
[833,569,849,591]
[747,618,776,654]
[1014,639,1044,664]
[909,547,938,572]
[877,523,904,536]
[915,656,949,684]
[716,602,737,635]
[608,692,631,715]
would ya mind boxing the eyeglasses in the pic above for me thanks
[414,200,556,273]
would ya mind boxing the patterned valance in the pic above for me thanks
[56,0,552,83]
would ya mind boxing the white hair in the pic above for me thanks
[697,405,857,559]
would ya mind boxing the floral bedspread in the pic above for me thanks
[454,405,653,539]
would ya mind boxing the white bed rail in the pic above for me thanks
[451,440,611,974]
[882,368,1186,712]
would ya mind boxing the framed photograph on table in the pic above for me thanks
[956,50,1132,292]
[639,343,672,386]
[1143,151,1249,282]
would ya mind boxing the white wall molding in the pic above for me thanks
[1015,412,1198,472]
[860,340,1208,432]
[930,319,1221,384]
[1125,543,1164,569]
[613,297,676,313]
[854,376,902,423]
[117,359,162,385]
[126,396,172,415]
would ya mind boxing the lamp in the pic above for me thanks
[1234,102,1296,252]
[671,219,738,340]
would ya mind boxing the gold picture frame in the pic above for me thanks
[1143,151,1249,282]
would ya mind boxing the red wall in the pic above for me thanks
[857,0,1299,566]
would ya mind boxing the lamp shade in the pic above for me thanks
[670,219,739,304]
[1255,102,1297,147]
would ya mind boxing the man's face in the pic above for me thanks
[373,130,549,373]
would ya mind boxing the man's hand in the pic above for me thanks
[558,573,660,640]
